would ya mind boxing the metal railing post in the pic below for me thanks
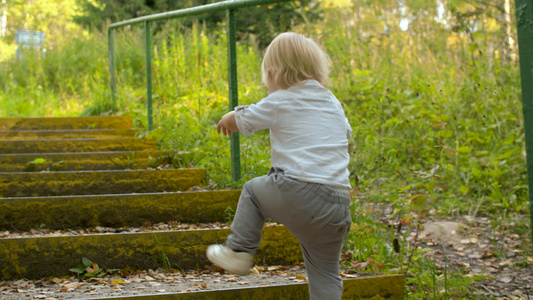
[515,0,533,253]
[108,27,116,105]
[145,21,154,131]
[227,8,241,181]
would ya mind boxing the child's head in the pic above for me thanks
[261,32,331,91]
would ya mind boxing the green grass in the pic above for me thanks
[0,14,529,299]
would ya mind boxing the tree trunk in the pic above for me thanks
[1,0,6,37]
[504,0,516,63]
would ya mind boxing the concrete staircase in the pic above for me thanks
[0,116,404,299]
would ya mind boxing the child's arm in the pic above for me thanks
[217,111,240,136]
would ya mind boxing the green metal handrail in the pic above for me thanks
[108,0,291,181]
[515,0,533,253]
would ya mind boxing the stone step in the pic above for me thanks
[0,226,301,280]
[0,129,137,140]
[78,275,405,300]
[0,116,133,130]
[0,150,170,172]
[0,169,206,197]
[0,190,240,231]
[0,137,157,154]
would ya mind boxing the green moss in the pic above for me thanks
[0,116,133,130]
[343,275,405,299]
[0,151,172,172]
[0,190,241,230]
[0,169,206,197]
[0,137,157,154]
[0,129,137,140]
[0,226,301,280]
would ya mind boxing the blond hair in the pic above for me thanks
[261,32,331,89]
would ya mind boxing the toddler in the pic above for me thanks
[207,32,352,300]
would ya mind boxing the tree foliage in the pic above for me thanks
[74,0,320,47]
[1,0,80,40]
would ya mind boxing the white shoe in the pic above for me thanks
[206,244,253,276]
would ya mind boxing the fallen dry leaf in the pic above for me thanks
[51,278,62,284]
[499,276,513,283]
[351,261,368,270]
[62,282,84,290]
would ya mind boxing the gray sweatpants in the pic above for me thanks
[225,167,352,300]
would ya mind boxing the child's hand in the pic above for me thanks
[217,121,234,136]
[217,111,239,136]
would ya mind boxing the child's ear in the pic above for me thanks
[266,69,280,93]
[267,69,277,86]
[267,69,275,79]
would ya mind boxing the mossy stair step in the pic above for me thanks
[0,116,133,130]
[0,150,169,172]
[84,275,405,300]
[0,226,301,280]
[0,137,157,154]
[0,129,137,140]
[0,190,240,231]
[0,169,206,197]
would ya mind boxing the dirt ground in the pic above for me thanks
[369,212,533,299]
[413,215,533,299]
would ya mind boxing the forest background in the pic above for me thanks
[0,0,530,298]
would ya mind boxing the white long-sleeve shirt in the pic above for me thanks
[235,80,352,189]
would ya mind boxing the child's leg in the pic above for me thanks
[208,170,292,275]
[206,175,269,275]
[286,186,351,300]
[224,167,332,254]
[224,167,307,253]
[223,176,268,253]
[298,222,350,300]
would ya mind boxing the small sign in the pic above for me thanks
[15,30,45,60]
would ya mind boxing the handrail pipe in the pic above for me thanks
[515,0,533,253]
